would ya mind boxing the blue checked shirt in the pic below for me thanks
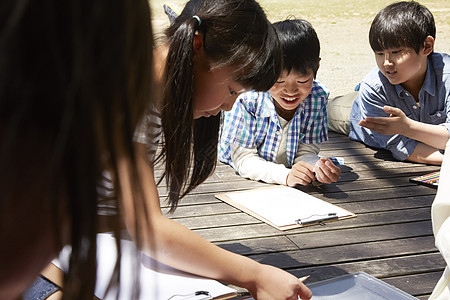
[349,52,450,161]
[218,80,330,168]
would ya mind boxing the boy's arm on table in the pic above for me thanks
[357,105,448,164]
[230,142,340,186]
[230,143,325,186]
[406,142,444,165]
[294,143,321,165]
[117,142,311,300]
[230,143,291,185]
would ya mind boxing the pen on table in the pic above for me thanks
[299,275,310,282]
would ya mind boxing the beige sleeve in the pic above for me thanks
[230,143,291,185]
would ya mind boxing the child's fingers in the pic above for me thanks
[362,116,389,124]
[315,160,341,183]
[359,118,391,133]
[314,160,328,182]
[383,105,402,116]
[293,161,315,177]
[288,163,315,186]
[294,168,315,183]
[287,172,312,186]
[325,160,342,174]
[315,166,333,184]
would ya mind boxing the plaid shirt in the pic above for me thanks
[219,80,329,168]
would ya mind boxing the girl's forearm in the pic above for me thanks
[143,215,260,289]
[117,144,259,290]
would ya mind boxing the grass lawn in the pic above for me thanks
[149,0,450,96]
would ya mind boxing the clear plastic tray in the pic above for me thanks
[308,272,418,299]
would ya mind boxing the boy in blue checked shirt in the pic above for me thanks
[349,1,450,165]
[218,19,341,186]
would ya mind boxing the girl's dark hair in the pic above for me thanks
[161,0,282,211]
[273,18,320,77]
[369,1,436,53]
[0,0,152,298]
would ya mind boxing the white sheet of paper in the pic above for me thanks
[224,186,351,227]
[54,233,236,299]
[94,233,236,299]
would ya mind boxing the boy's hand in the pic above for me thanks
[314,157,341,183]
[359,105,411,135]
[287,161,315,186]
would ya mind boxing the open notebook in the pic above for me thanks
[216,186,355,231]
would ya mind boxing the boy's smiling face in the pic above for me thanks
[269,68,314,120]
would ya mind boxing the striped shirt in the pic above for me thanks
[218,80,329,168]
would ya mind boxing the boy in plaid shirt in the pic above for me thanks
[218,19,341,186]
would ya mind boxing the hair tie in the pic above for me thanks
[192,15,202,26]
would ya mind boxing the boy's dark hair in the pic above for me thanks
[273,19,320,77]
[369,1,436,54]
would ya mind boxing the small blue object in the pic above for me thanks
[321,156,345,165]
[192,15,202,26]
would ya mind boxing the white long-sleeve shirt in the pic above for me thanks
[429,140,450,299]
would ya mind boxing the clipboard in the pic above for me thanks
[215,186,356,231]
[409,171,439,188]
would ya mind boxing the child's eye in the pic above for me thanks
[391,49,402,54]
[375,52,384,56]
[229,88,237,95]
[297,78,311,84]
[276,81,285,84]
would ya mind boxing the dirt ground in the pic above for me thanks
[149,0,450,98]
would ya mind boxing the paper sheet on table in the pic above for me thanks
[55,233,236,300]
[217,186,355,230]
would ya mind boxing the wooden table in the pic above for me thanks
[157,131,445,299]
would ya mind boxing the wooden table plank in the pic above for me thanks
[247,236,438,269]
[162,131,445,298]
[384,272,443,298]
[289,252,445,286]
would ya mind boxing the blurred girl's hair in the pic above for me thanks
[0,0,153,298]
